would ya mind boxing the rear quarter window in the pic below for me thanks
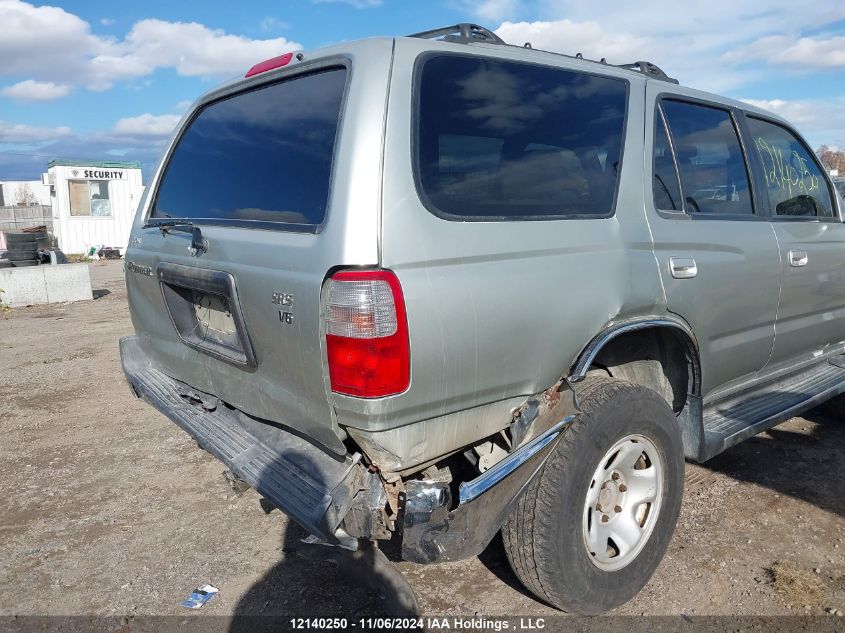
[151,67,347,230]
[414,54,628,221]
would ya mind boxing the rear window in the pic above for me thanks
[415,55,628,220]
[151,68,347,229]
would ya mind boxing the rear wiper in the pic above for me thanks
[146,219,206,255]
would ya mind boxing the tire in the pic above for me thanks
[11,260,38,267]
[6,248,38,261]
[502,376,685,614]
[5,233,39,244]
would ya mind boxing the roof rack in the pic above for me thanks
[409,23,506,46]
[616,61,678,84]
[408,23,679,85]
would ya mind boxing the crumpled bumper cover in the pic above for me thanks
[120,335,364,545]
[401,417,573,564]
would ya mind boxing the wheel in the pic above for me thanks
[502,376,684,614]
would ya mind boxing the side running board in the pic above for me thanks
[701,357,845,461]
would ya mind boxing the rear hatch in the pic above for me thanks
[124,43,392,454]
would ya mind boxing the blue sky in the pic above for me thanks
[1,0,844,181]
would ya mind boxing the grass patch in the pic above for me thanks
[66,254,89,263]
[770,562,825,607]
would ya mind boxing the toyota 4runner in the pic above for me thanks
[121,24,845,614]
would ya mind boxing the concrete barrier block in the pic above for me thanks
[44,263,93,304]
[0,263,92,307]
[0,267,48,307]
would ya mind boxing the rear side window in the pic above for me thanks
[653,111,682,211]
[746,116,835,218]
[151,68,347,228]
[415,55,628,220]
[661,100,754,215]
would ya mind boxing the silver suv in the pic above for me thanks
[121,24,845,614]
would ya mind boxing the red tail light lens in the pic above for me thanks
[324,270,410,398]
[245,52,293,78]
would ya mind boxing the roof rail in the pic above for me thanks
[616,61,678,84]
[409,23,506,45]
[407,23,679,84]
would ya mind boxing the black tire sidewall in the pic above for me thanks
[542,386,684,612]
[6,249,38,260]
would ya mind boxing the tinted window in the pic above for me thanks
[416,55,628,220]
[152,68,347,227]
[661,100,753,215]
[653,112,682,211]
[836,180,845,200]
[746,117,834,218]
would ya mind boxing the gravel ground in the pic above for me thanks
[1,260,844,618]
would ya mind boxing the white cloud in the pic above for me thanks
[2,79,71,101]
[497,20,652,63]
[112,113,181,137]
[465,0,520,22]
[100,17,114,26]
[0,1,302,91]
[107,19,301,80]
[741,97,845,138]
[494,1,845,92]
[312,0,382,7]
[728,34,845,70]
[260,16,289,32]
[0,120,72,144]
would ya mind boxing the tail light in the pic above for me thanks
[245,52,293,77]
[324,270,410,398]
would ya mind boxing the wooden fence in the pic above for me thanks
[0,205,53,233]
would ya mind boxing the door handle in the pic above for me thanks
[669,257,697,279]
[789,249,808,267]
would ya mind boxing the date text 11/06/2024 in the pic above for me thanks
[289,617,547,630]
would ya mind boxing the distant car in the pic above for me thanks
[121,22,845,615]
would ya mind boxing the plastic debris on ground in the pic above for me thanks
[180,584,219,609]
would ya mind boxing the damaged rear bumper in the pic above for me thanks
[122,334,573,562]
[120,335,365,546]
[401,416,573,564]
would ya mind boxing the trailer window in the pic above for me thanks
[415,54,628,220]
[69,180,112,217]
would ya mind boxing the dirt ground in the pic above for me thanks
[1,260,844,618]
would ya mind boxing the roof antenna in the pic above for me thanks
[575,52,583,58]
[524,42,532,48]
